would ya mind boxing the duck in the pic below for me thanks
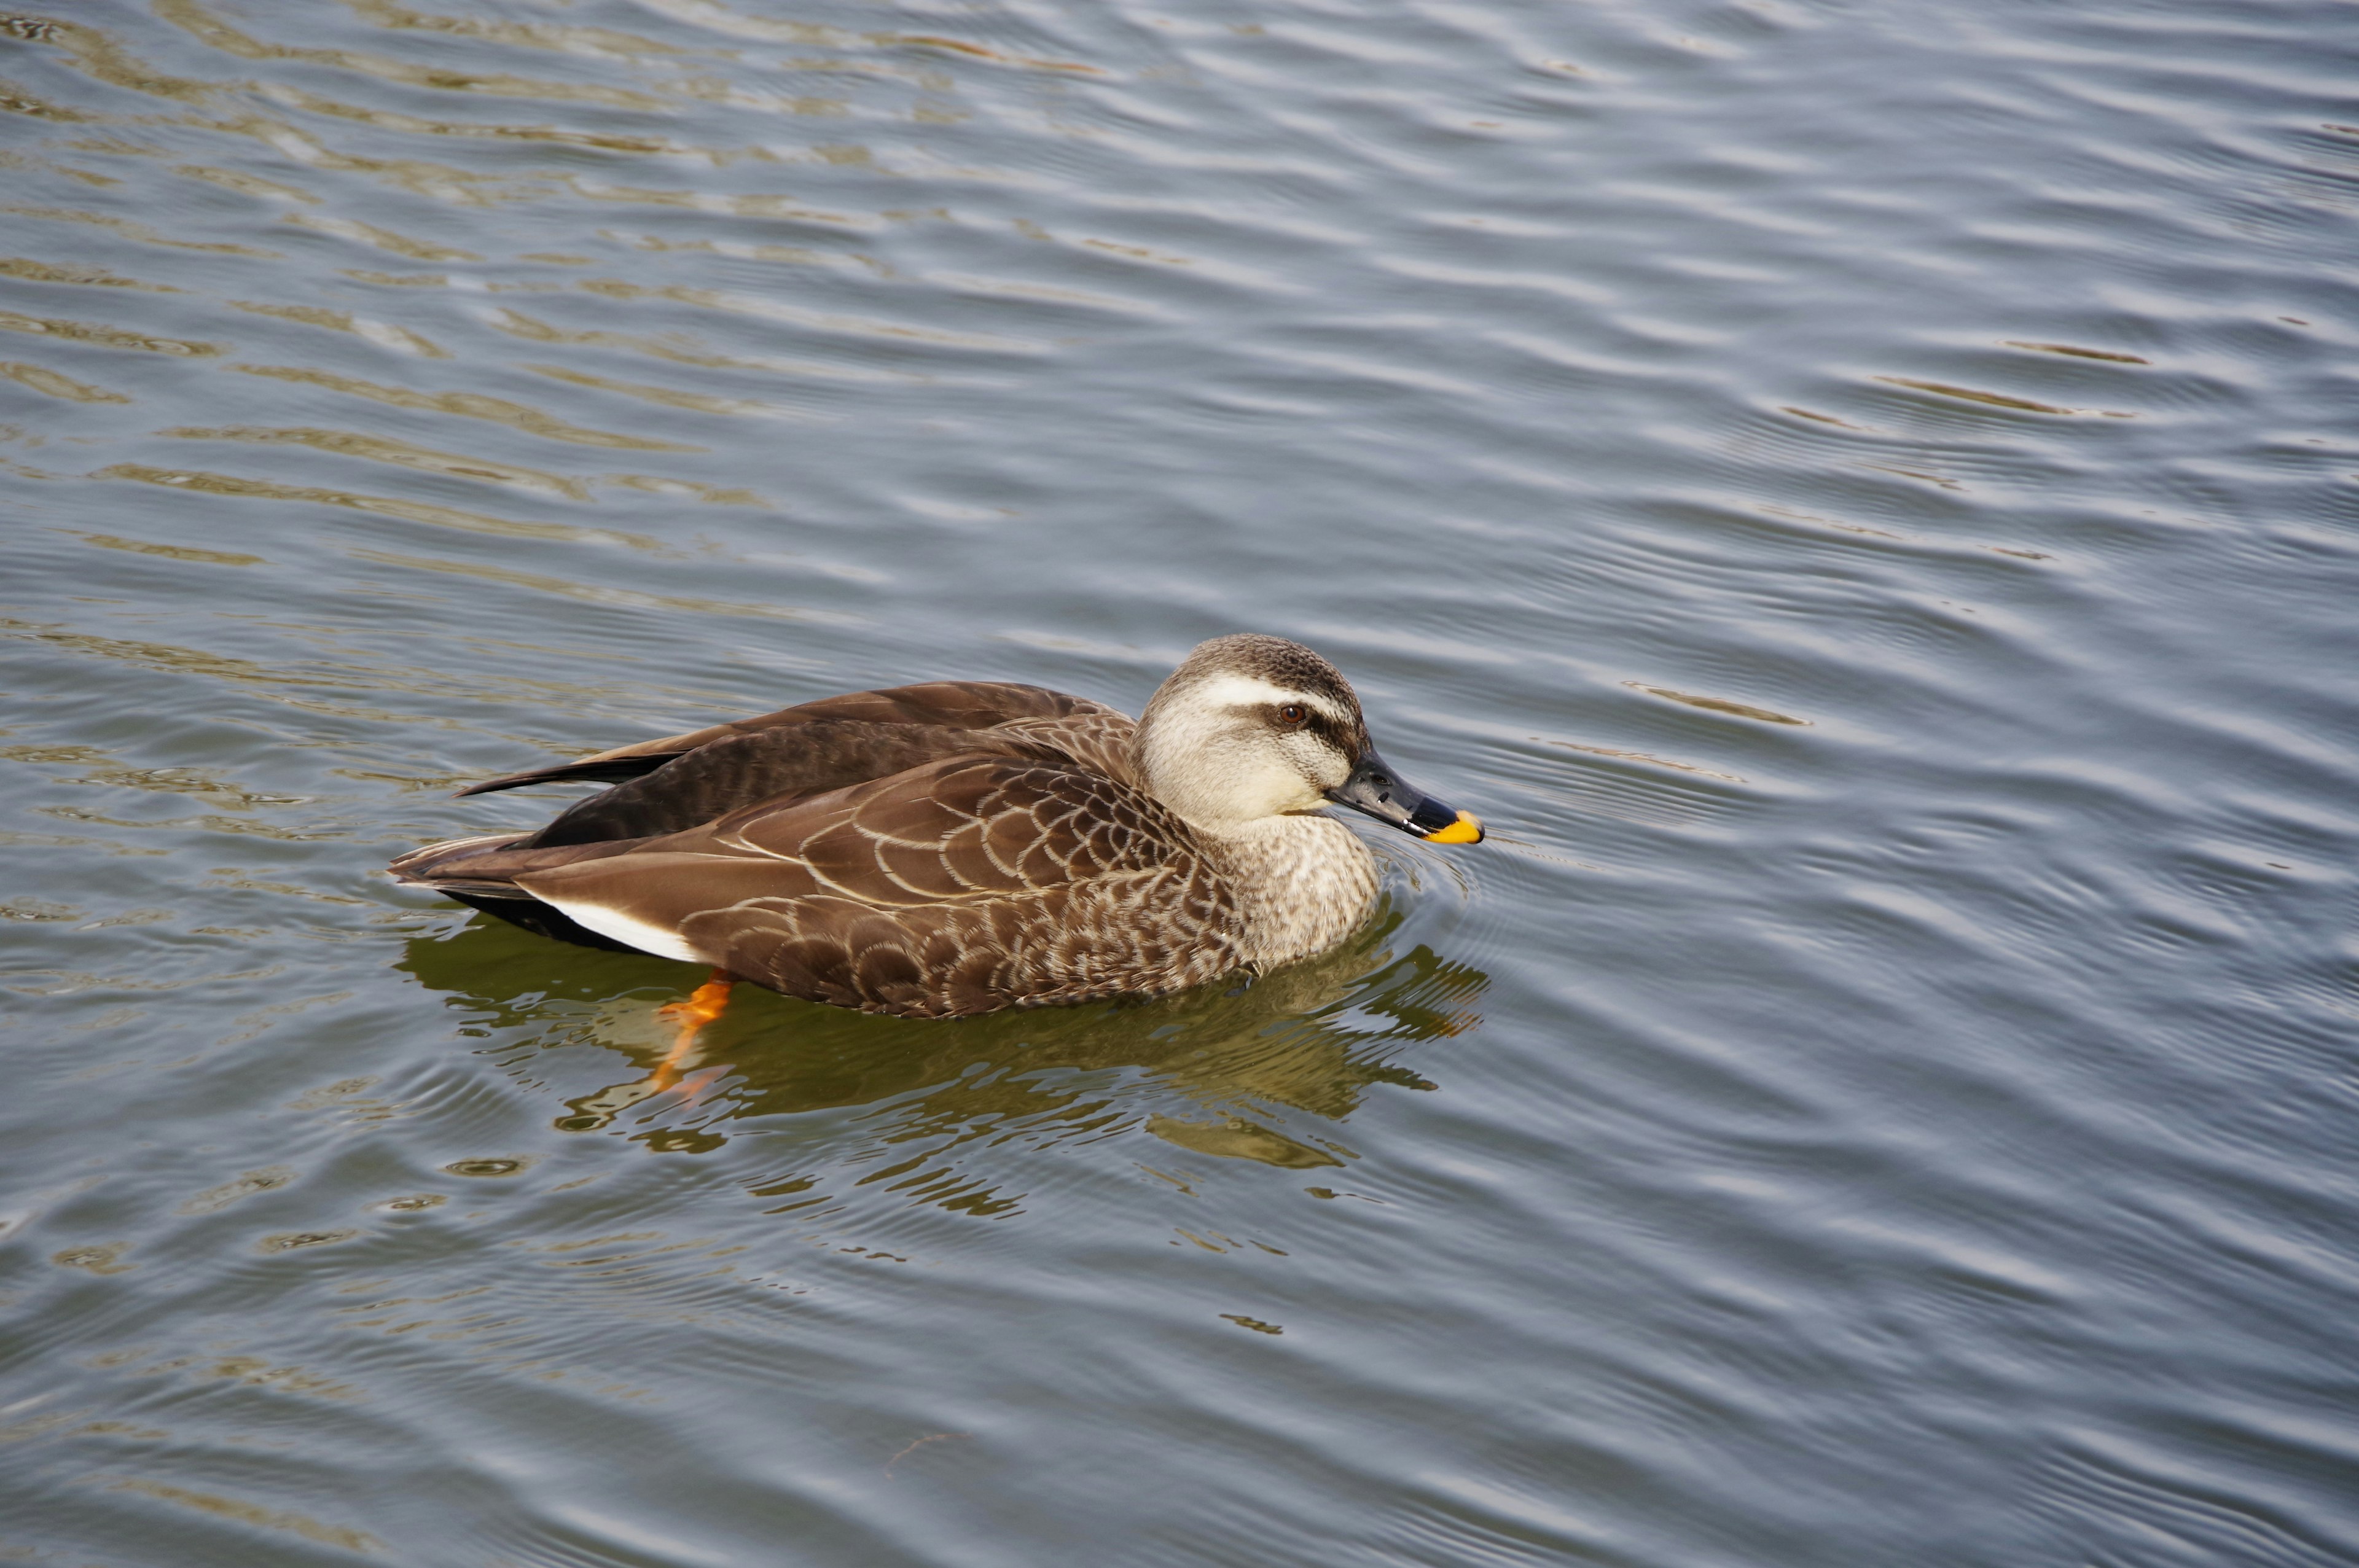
[390,633,1482,1023]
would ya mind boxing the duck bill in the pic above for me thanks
[1324,752,1484,844]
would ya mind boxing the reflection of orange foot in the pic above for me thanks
[650,968,734,1093]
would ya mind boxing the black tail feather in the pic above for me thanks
[440,890,647,955]
[453,754,686,798]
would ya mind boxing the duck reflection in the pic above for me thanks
[401,900,1472,1131]
[399,907,1484,1197]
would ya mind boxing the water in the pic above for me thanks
[4,0,2356,1562]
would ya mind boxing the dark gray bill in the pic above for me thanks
[1324,751,1484,843]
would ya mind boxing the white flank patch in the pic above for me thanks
[531,892,706,964]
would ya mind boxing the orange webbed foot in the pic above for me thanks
[649,967,735,1092]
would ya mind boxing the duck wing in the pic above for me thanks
[391,715,1079,917]
[522,719,1076,848]
[388,718,1051,886]
[455,681,1130,797]
[509,754,1245,1017]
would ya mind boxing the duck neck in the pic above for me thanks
[1189,814,1379,968]
[1131,708,1381,965]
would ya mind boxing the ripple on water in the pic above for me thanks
[4,0,2358,1561]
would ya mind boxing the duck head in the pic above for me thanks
[1134,634,1483,843]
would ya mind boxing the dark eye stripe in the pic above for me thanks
[1251,700,1361,754]
[1304,711,1358,752]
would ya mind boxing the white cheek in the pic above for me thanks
[1140,708,1339,824]
[1183,735,1317,818]
[1315,743,1358,790]
[1240,754,1322,814]
[1280,733,1350,792]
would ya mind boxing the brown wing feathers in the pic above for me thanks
[526,720,1069,848]
[455,681,1124,797]
[399,684,1241,1015]
[512,757,1242,1016]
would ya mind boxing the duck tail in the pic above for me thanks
[389,830,535,891]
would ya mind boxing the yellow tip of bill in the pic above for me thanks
[1424,811,1484,844]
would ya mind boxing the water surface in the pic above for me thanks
[4,0,2357,1564]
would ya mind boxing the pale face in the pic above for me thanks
[1137,672,1363,830]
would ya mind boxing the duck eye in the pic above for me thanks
[1277,703,1307,727]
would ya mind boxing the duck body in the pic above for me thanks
[392,636,1479,1018]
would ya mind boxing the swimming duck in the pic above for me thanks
[391,634,1482,1021]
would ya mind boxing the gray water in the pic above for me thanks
[4,0,2357,1563]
